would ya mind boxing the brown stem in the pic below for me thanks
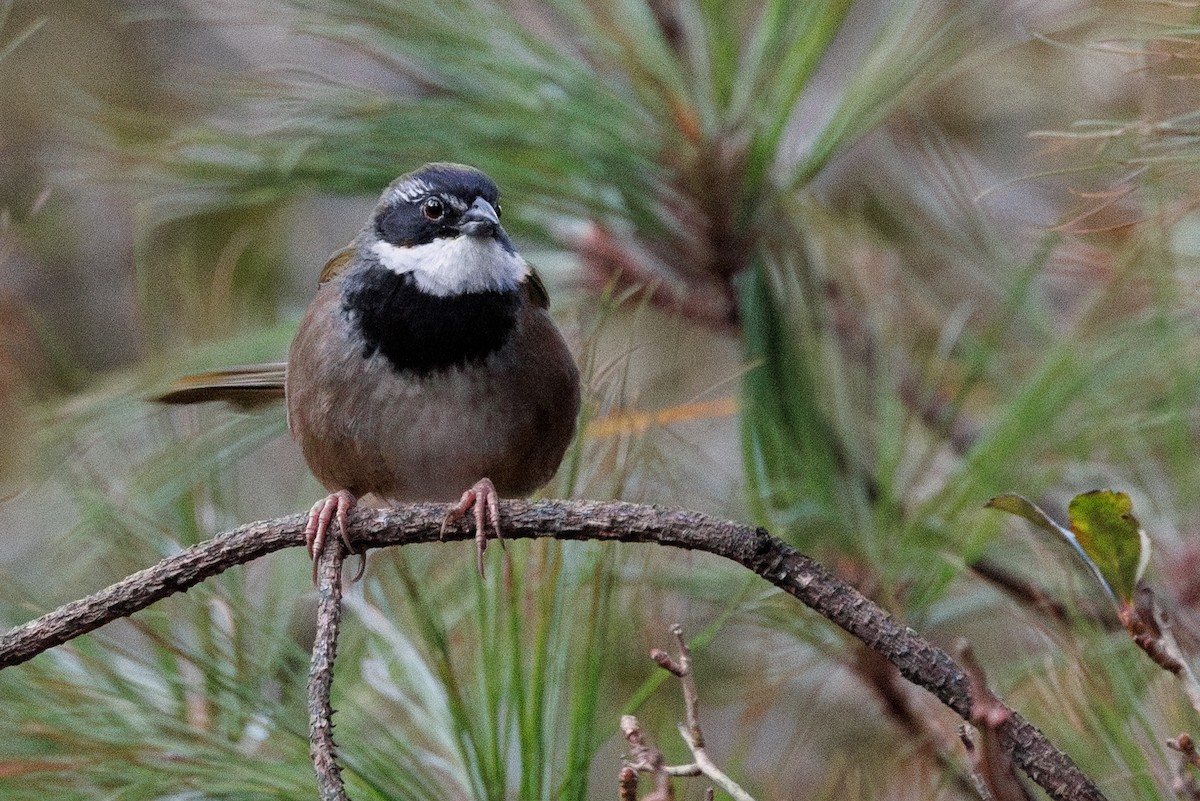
[1167,733,1200,801]
[308,538,349,801]
[0,499,1108,801]
[618,765,639,801]
[969,553,1118,628]
[957,641,1034,801]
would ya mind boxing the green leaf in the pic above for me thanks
[1067,490,1149,604]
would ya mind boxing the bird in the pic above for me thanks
[158,162,581,579]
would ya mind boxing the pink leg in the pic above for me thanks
[440,478,503,577]
[304,489,361,583]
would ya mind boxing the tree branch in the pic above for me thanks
[309,533,349,800]
[0,499,1108,801]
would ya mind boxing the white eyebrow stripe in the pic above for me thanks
[389,185,473,214]
[391,179,434,203]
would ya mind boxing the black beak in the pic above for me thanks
[459,197,501,238]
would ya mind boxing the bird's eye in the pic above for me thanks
[494,203,502,219]
[421,198,445,221]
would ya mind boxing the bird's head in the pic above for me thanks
[362,163,526,297]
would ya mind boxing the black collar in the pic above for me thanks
[342,265,521,377]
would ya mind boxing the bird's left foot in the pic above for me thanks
[440,478,503,577]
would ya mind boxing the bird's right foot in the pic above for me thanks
[304,490,362,583]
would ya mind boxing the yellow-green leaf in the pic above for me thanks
[985,490,1151,606]
[984,494,1064,536]
[1068,490,1149,604]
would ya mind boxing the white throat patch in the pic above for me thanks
[370,236,527,297]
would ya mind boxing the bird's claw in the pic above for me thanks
[304,489,365,583]
[441,478,503,577]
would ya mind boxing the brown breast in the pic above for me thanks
[285,279,580,501]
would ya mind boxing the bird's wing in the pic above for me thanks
[154,363,287,407]
[318,246,357,285]
[524,264,551,310]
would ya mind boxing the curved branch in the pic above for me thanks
[0,499,1107,801]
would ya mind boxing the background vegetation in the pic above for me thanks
[3,0,1200,798]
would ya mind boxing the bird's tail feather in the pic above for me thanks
[155,363,287,408]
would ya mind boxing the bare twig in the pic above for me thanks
[960,727,995,801]
[969,557,1117,629]
[1169,734,1200,770]
[668,625,703,750]
[619,765,639,801]
[621,715,674,801]
[1121,587,1200,717]
[650,648,685,677]
[675,722,752,801]
[957,641,1033,801]
[0,499,1109,801]
[651,625,754,801]
[665,764,703,778]
[308,538,349,801]
[1167,733,1200,801]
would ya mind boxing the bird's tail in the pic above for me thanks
[154,363,287,408]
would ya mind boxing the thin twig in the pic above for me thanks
[654,625,754,801]
[960,727,996,801]
[675,723,753,801]
[1167,733,1200,801]
[956,641,1033,801]
[621,715,673,801]
[619,765,639,801]
[308,538,349,801]
[0,499,1109,801]
[664,764,703,778]
[1121,587,1200,718]
[1169,734,1200,770]
[969,557,1116,629]
[669,625,703,750]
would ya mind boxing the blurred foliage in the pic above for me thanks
[4,0,1200,799]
